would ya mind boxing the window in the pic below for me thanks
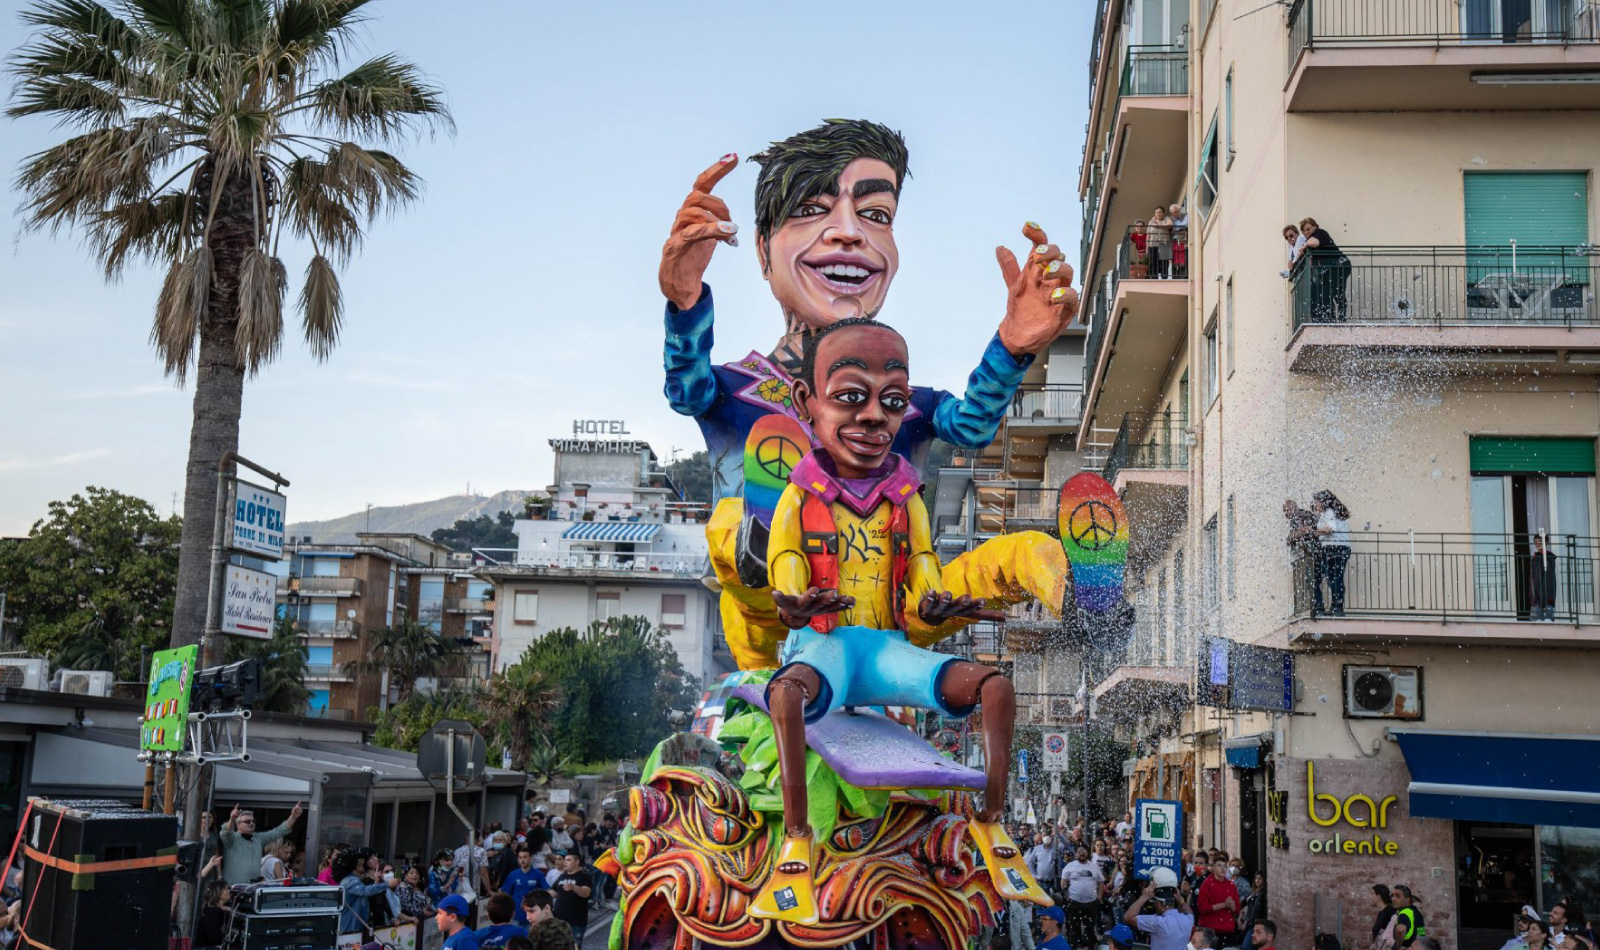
[596,591,622,622]
[660,593,687,628]
[1224,67,1235,168]
[1205,314,1220,406]
[1195,113,1219,220]
[513,591,539,624]
[1224,277,1235,376]
[1173,549,1186,665]
[418,577,445,631]
[1226,495,1237,599]
[1203,515,1220,612]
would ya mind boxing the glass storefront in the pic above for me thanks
[1541,825,1600,911]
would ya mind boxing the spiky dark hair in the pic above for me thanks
[748,119,911,244]
[798,317,906,390]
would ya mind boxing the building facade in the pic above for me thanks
[1057,1,1600,946]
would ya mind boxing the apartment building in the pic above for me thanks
[1063,0,1600,945]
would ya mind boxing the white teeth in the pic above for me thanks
[817,264,871,279]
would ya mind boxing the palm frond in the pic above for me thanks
[14,0,141,70]
[150,244,209,380]
[6,72,126,124]
[298,254,341,360]
[301,53,452,142]
[13,120,190,232]
[280,155,361,259]
[276,0,373,67]
[89,190,190,277]
[124,0,197,47]
[235,247,283,372]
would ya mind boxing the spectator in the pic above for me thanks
[428,849,457,902]
[260,838,290,883]
[1115,812,1133,839]
[502,846,549,926]
[1126,876,1194,950]
[1313,490,1352,617]
[1009,898,1036,950]
[199,811,224,881]
[549,817,574,854]
[1092,839,1117,881]
[551,851,592,945]
[1393,885,1426,948]
[218,802,302,886]
[1147,207,1174,279]
[524,892,576,950]
[1530,533,1558,621]
[1192,927,1220,950]
[397,865,435,919]
[1372,885,1398,949]
[454,837,493,900]
[1502,914,1544,950]
[1197,857,1240,945]
[1300,217,1350,322]
[1062,846,1104,949]
[334,849,396,938]
[1187,853,1210,892]
[1284,499,1322,614]
[435,895,481,950]
[1253,920,1279,950]
[194,878,233,948]
[365,854,399,929]
[1026,833,1059,896]
[489,833,516,890]
[990,933,1015,950]
[1229,860,1251,900]
[1239,872,1268,950]
[526,813,552,854]
[1108,923,1138,950]
[474,892,526,949]
[1171,204,1189,279]
[1280,225,1308,279]
[1524,920,1555,950]
[1130,221,1149,274]
[316,845,342,886]
[1036,907,1069,950]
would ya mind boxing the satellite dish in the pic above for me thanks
[346,608,357,619]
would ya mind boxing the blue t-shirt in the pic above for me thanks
[444,928,482,950]
[1039,935,1072,950]
[501,868,548,924]
[474,924,526,949]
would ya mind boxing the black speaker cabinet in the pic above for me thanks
[20,798,178,950]
[225,912,340,950]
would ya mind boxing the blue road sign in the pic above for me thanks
[1133,799,1183,879]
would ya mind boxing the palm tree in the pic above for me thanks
[55,602,143,680]
[223,616,310,714]
[524,734,574,790]
[7,1,452,655]
[344,619,462,704]
[483,664,563,771]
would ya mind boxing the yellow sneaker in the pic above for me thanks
[749,829,820,925]
[969,820,1052,906]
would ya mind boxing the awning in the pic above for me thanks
[1391,729,1600,829]
[561,522,662,543]
[1225,733,1271,770]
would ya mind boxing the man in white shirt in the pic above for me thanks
[1061,846,1104,949]
[1126,876,1196,950]
[1115,812,1133,839]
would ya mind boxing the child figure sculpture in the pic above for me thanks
[750,317,1051,924]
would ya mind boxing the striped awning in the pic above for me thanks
[561,522,662,543]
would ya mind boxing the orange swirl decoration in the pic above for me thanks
[610,770,1001,950]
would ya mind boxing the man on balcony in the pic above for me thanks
[1530,533,1557,622]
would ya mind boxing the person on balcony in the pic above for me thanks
[1312,491,1352,617]
[1280,225,1307,280]
[1130,220,1148,274]
[1284,500,1322,615]
[1300,218,1350,322]
[1530,533,1558,622]
[1147,207,1173,279]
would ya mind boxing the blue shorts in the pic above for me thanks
[768,624,974,725]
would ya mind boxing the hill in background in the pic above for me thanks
[287,489,534,543]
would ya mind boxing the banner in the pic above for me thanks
[141,645,198,752]
[222,564,277,638]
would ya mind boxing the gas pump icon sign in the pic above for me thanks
[1146,807,1171,840]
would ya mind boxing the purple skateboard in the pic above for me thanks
[732,685,986,791]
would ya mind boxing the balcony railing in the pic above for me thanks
[443,597,493,614]
[472,548,708,577]
[978,487,1058,530]
[304,664,354,681]
[1011,383,1084,423]
[1288,0,1600,72]
[300,619,360,638]
[293,576,365,597]
[304,706,354,721]
[1119,44,1189,98]
[1103,413,1190,484]
[1291,531,1600,623]
[1082,159,1105,275]
[1115,224,1190,282]
[1291,246,1599,331]
[1082,289,1110,399]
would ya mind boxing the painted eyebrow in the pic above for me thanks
[826,357,868,378]
[886,358,909,372]
[853,178,898,201]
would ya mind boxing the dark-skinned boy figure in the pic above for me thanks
[748,317,1053,925]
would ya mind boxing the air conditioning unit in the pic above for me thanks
[1343,665,1423,720]
[55,670,113,697]
[0,658,50,691]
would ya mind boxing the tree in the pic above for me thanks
[482,664,562,771]
[431,512,517,552]
[7,1,453,655]
[223,616,310,714]
[369,686,489,753]
[343,619,463,704]
[523,734,573,789]
[663,451,713,505]
[0,487,180,672]
[509,616,701,762]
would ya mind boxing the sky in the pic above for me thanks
[0,0,1094,535]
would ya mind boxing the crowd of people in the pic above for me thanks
[189,796,621,950]
[1128,205,1189,280]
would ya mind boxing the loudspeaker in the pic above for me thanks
[20,798,177,950]
[174,839,204,883]
[225,911,340,950]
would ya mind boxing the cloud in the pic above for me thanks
[0,448,113,473]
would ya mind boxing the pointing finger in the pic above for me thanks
[693,153,739,194]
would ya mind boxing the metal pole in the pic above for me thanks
[444,730,477,904]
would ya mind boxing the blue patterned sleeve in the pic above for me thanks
[930,332,1034,449]
[663,283,720,417]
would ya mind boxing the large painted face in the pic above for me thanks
[759,157,900,329]
[794,324,910,479]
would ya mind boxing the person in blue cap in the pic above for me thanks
[436,895,481,950]
[1037,907,1070,950]
[1108,923,1139,950]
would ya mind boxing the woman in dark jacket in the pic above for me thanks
[1239,872,1268,950]
[1300,217,1350,322]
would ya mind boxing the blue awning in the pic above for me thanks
[1225,734,1269,770]
[1391,729,1600,829]
[561,522,662,543]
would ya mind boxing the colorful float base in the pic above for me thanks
[602,680,1002,950]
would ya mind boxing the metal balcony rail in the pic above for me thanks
[978,487,1058,525]
[1290,531,1600,623]
[1102,412,1190,484]
[1288,0,1600,72]
[294,576,365,596]
[1012,383,1085,422]
[470,548,709,576]
[1290,246,1599,330]
[1119,44,1190,97]
[443,596,492,613]
[304,664,353,680]
[1082,290,1111,402]
[299,619,360,638]
[1115,223,1191,281]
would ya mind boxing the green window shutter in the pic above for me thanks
[1470,437,1597,475]
[1464,171,1590,279]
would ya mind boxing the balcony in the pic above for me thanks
[299,619,360,639]
[1008,383,1084,431]
[1282,531,1600,646]
[472,549,709,580]
[975,486,1058,535]
[292,576,364,598]
[443,596,493,614]
[1286,246,1600,373]
[1080,232,1190,434]
[1286,0,1600,112]
[1102,413,1189,568]
[304,663,355,681]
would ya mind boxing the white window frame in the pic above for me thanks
[513,591,539,624]
[596,591,622,622]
